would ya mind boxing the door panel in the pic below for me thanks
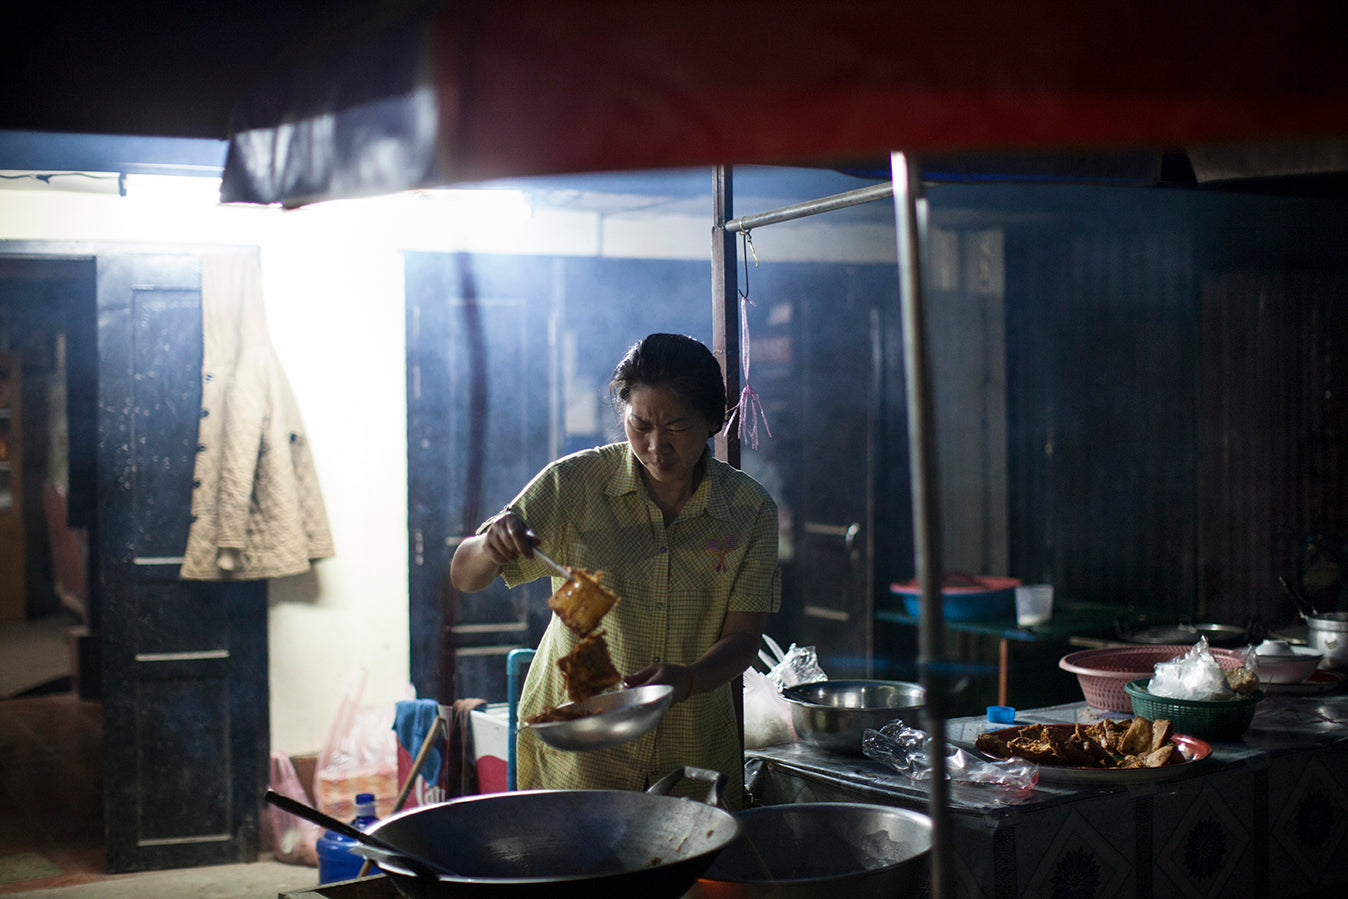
[97,252,267,873]
[406,253,552,702]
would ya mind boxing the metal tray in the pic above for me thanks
[526,685,674,751]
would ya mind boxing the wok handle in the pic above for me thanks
[647,766,728,808]
[264,790,449,880]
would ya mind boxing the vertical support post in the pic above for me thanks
[711,165,741,469]
[893,150,952,899]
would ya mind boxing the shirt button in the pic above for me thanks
[659,546,668,554]
[653,656,661,663]
[655,603,664,611]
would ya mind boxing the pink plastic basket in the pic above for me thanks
[1058,645,1245,712]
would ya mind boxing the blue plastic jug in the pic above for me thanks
[316,792,379,884]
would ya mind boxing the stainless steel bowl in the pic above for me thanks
[526,684,674,751]
[780,680,925,755]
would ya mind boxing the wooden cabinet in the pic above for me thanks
[0,352,23,619]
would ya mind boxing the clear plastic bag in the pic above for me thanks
[743,667,797,748]
[268,751,318,866]
[863,722,1039,794]
[1149,636,1234,700]
[314,668,399,822]
[744,636,826,749]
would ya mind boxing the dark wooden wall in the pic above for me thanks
[965,184,1348,633]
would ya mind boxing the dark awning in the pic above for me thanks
[220,0,1348,206]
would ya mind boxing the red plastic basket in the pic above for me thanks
[1058,645,1245,712]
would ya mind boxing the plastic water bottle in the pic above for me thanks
[316,792,379,884]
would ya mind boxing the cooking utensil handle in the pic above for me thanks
[264,790,448,879]
[532,546,571,580]
[647,766,728,808]
[1279,575,1315,619]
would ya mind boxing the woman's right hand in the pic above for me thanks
[480,512,539,567]
[449,511,538,593]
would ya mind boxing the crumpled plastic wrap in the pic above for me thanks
[863,722,1039,795]
[765,643,827,690]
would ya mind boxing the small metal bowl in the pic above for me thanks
[526,685,674,752]
[781,680,925,755]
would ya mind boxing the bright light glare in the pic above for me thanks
[415,188,533,229]
[122,174,223,205]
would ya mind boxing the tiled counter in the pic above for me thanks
[746,690,1348,898]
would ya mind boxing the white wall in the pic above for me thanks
[0,175,899,755]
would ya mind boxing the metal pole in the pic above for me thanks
[725,182,893,233]
[712,164,741,469]
[892,150,952,899]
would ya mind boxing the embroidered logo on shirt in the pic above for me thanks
[707,534,739,572]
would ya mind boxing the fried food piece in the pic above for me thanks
[978,716,1183,769]
[524,705,598,725]
[1139,744,1177,767]
[1225,667,1259,694]
[547,568,620,636]
[1149,718,1175,751]
[975,733,1011,758]
[1118,717,1153,756]
[557,631,622,703]
[1063,725,1116,768]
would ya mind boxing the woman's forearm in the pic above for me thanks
[449,534,502,593]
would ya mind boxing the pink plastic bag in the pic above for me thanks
[268,751,318,866]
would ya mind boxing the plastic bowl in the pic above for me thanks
[890,575,1020,621]
[1124,678,1262,741]
[1058,645,1245,712]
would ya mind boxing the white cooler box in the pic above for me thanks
[469,702,511,794]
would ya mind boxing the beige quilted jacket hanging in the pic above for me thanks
[180,255,334,581]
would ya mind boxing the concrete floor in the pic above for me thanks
[9,858,322,898]
[0,690,356,898]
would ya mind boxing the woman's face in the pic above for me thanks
[623,385,712,487]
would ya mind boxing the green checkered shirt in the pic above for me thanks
[493,442,780,806]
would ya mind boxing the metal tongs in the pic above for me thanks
[531,543,572,582]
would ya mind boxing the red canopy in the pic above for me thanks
[221,0,1348,205]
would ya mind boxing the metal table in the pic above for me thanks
[746,687,1348,898]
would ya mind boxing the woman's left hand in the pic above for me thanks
[624,663,696,703]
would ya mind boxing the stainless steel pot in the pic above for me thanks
[1307,612,1348,669]
[365,766,739,898]
[781,681,925,755]
[686,802,932,899]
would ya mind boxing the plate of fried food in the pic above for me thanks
[523,565,676,751]
[973,716,1212,784]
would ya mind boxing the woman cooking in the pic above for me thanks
[450,333,781,807]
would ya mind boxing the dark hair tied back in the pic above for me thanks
[609,333,727,435]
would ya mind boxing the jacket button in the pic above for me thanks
[199,408,209,418]
[196,444,206,453]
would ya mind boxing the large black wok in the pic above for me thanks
[687,802,932,899]
[365,766,740,898]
